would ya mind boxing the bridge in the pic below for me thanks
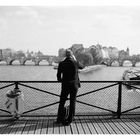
[0,55,59,66]
[102,56,140,67]
[0,81,140,134]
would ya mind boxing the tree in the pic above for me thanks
[35,51,43,57]
[108,47,119,59]
[16,50,25,58]
[2,48,13,58]
[118,50,128,60]
[88,44,103,64]
[76,52,93,66]
[58,48,66,61]
[70,44,84,57]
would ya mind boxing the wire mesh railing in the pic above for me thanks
[0,81,140,118]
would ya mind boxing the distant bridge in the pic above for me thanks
[102,56,140,67]
[0,56,59,66]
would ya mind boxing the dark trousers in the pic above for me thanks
[57,82,78,123]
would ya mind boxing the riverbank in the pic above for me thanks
[79,65,105,73]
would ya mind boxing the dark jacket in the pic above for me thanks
[57,57,83,87]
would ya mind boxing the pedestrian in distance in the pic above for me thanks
[56,49,84,125]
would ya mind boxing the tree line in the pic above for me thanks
[58,44,130,66]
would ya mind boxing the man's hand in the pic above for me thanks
[71,54,77,61]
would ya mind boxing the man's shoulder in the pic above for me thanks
[58,59,67,67]
[59,58,76,65]
[59,58,66,63]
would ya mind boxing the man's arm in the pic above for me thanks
[57,62,62,82]
[71,54,85,69]
[77,61,85,69]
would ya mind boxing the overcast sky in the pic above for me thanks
[0,6,140,55]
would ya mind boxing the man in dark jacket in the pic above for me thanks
[56,49,84,125]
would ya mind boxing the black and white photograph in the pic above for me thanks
[0,0,140,136]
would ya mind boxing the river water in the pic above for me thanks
[0,64,140,81]
[1,64,140,115]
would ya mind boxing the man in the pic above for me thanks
[56,49,84,125]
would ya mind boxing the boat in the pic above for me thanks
[53,65,58,69]
[122,68,140,89]
[54,64,104,73]
[78,65,103,73]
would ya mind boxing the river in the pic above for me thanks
[0,64,140,81]
[1,64,140,115]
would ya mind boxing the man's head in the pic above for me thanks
[65,49,73,58]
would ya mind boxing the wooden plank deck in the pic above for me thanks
[0,115,140,134]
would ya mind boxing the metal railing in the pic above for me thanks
[0,81,140,118]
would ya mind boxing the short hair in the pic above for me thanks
[65,49,73,57]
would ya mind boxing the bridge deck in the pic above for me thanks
[0,115,140,134]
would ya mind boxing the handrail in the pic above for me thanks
[0,80,139,82]
[0,83,15,90]
[19,83,60,97]
[0,80,140,118]
[77,82,118,98]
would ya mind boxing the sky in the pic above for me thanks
[1,1,140,55]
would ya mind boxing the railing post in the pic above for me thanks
[14,82,19,90]
[117,82,122,119]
